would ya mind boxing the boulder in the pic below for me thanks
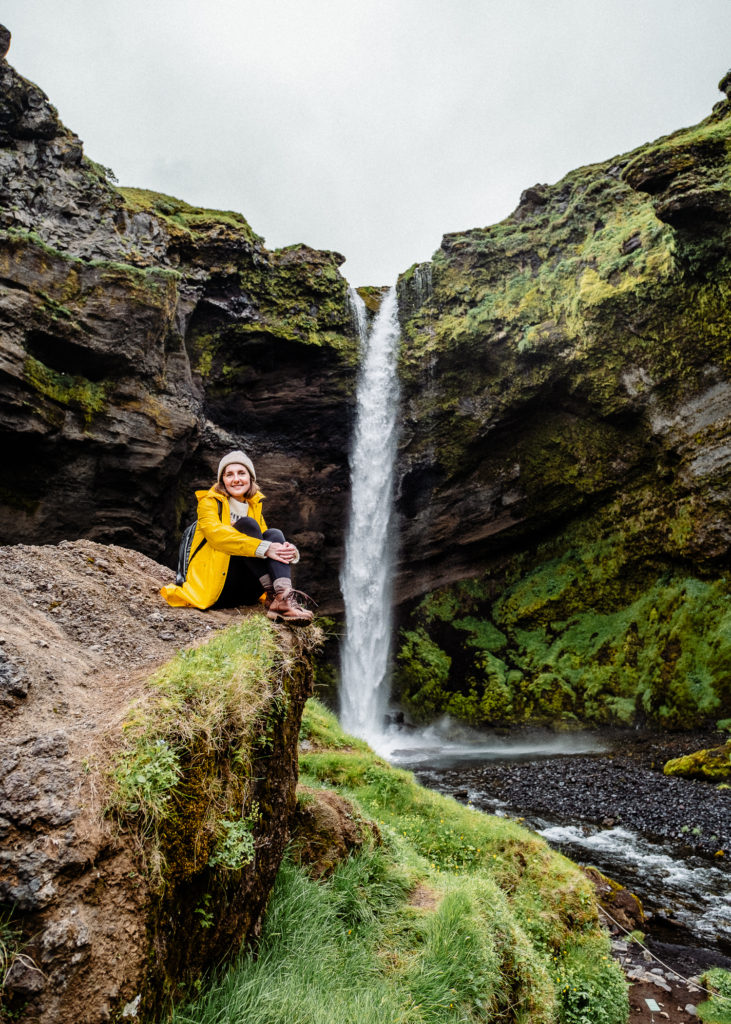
[290,786,381,877]
[582,866,645,934]
[664,740,731,781]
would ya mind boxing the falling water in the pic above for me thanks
[340,287,401,746]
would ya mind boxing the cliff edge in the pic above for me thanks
[0,539,315,1023]
[393,73,731,729]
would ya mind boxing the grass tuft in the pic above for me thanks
[698,968,731,1024]
[107,617,280,873]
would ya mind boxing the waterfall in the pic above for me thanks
[340,287,401,747]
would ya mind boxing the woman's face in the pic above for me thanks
[222,463,251,499]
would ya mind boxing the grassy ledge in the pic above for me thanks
[171,699,628,1024]
[108,616,280,868]
[100,616,320,1019]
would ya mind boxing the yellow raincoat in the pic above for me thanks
[160,485,268,609]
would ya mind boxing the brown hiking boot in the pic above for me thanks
[266,587,314,624]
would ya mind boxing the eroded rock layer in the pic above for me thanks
[0,34,357,609]
[393,79,731,728]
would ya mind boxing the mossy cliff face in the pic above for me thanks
[393,76,731,729]
[0,33,357,608]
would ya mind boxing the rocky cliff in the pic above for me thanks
[392,75,731,728]
[0,27,357,610]
[0,539,315,1023]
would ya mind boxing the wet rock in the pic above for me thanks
[422,748,731,856]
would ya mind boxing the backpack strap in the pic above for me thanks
[178,498,224,584]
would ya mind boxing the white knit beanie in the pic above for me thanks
[217,450,256,483]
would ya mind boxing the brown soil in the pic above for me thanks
[607,929,712,1024]
[1,538,252,751]
[409,883,442,910]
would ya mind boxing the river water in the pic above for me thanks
[385,731,731,957]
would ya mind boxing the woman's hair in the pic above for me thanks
[214,478,258,500]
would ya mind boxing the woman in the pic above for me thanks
[160,450,313,623]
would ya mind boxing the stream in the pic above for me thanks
[384,727,731,962]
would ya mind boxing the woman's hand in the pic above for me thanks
[267,541,297,563]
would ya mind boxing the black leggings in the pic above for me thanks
[214,518,291,609]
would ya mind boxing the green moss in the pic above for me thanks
[398,103,731,487]
[117,186,263,247]
[108,618,279,878]
[664,741,731,781]
[356,285,389,312]
[23,355,112,425]
[396,511,731,728]
[35,290,75,322]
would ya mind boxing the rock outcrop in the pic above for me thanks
[290,786,381,878]
[393,75,731,728]
[664,739,731,781]
[0,539,314,1023]
[0,28,357,611]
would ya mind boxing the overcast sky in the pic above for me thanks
[4,1,731,285]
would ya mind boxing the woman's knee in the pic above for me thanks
[263,528,285,543]
[234,517,263,538]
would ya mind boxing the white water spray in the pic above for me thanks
[340,287,401,746]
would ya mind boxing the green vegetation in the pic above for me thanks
[117,187,263,247]
[23,355,112,426]
[394,472,731,729]
[172,700,627,1024]
[108,617,278,874]
[664,740,731,781]
[698,969,731,1024]
[82,156,118,186]
[356,284,388,312]
[207,811,258,870]
[395,551,731,729]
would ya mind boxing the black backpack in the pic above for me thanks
[175,498,223,585]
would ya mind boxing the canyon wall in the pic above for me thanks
[0,29,357,610]
[1,24,729,727]
[393,74,731,728]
